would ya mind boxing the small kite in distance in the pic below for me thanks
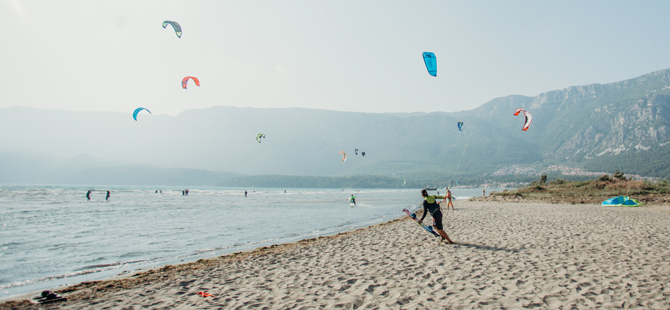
[513,108,533,131]
[339,151,347,163]
[182,76,200,89]
[133,107,151,121]
[457,121,463,131]
[162,21,182,38]
[361,152,366,157]
[355,149,359,155]
[256,133,265,143]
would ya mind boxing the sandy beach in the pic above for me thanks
[3,200,670,309]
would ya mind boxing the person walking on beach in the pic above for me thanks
[483,189,485,197]
[86,190,91,201]
[245,190,248,197]
[419,189,454,244]
[105,190,110,201]
[349,194,357,206]
[444,189,454,210]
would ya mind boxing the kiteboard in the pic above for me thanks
[402,208,439,237]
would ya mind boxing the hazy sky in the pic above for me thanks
[2,1,670,115]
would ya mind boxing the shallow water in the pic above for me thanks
[0,185,501,298]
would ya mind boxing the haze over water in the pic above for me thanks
[0,185,500,298]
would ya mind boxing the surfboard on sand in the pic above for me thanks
[403,208,439,237]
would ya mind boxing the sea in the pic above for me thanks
[0,185,503,298]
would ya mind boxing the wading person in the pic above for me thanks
[419,189,454,244]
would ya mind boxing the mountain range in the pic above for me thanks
[1,69,669,186]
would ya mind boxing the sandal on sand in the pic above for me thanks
[35,291,67,304]
[197,291,214,297]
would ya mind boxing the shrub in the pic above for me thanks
[598,174,610,182]
[549,179,566,185]
[613,170,626,180]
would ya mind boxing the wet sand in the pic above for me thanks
[3,201,670,309]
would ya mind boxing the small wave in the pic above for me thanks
[0,261,138,290]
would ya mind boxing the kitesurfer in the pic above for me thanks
[419,189,453,243]
[106,190,110,201]
[350,194,357,206]
[245,190,248,197]
[86,190,91,201]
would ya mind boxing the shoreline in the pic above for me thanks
[3,201,670,309]
[0,216,409,309]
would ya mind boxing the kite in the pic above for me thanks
[256,133,265,143]
[133,107,151,121]
[422,52,437,77]
[401,178,406,186]
[457,121,463,131]
[182,76,200,89]
[339,151,347,163]
[361,152,366,157]
[513,108,533,131]
[355,149,359,155]
[162,21,182,38]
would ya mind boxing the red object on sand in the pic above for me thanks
[197,291,214,297]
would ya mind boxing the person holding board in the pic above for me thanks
[349,194,357,206]
[419,189,453,244]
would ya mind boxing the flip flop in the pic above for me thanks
[197,291,214,297]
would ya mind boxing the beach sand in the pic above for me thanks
[3,201,670,309]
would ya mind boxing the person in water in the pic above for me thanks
[86,190,91,201]
[245,190,248,197]
[105,190,110,201]
[444,189,454,210]
[419,189,453,243]
[349,194,356,205]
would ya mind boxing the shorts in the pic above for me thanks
[432,210,443,230]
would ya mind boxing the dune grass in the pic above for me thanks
[494,171,670,198]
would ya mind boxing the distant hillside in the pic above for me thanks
[2,68,670,184]
[0,150,239,186]
[0,106,537,177]
[461,69,670,176]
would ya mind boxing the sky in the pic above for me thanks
[2,1,670,116]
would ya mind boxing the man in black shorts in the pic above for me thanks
[418,189,454,243]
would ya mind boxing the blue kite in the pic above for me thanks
[457,121,463,131]
[422,52,437,77]
[601,196,643,207]
[133,107,151,121]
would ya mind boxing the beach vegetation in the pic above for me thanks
[494,172,670,198]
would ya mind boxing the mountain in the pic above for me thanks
[0,150,239,186]
[0,106,536,177]
[460,69,670,177]
[2,68,670,186]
